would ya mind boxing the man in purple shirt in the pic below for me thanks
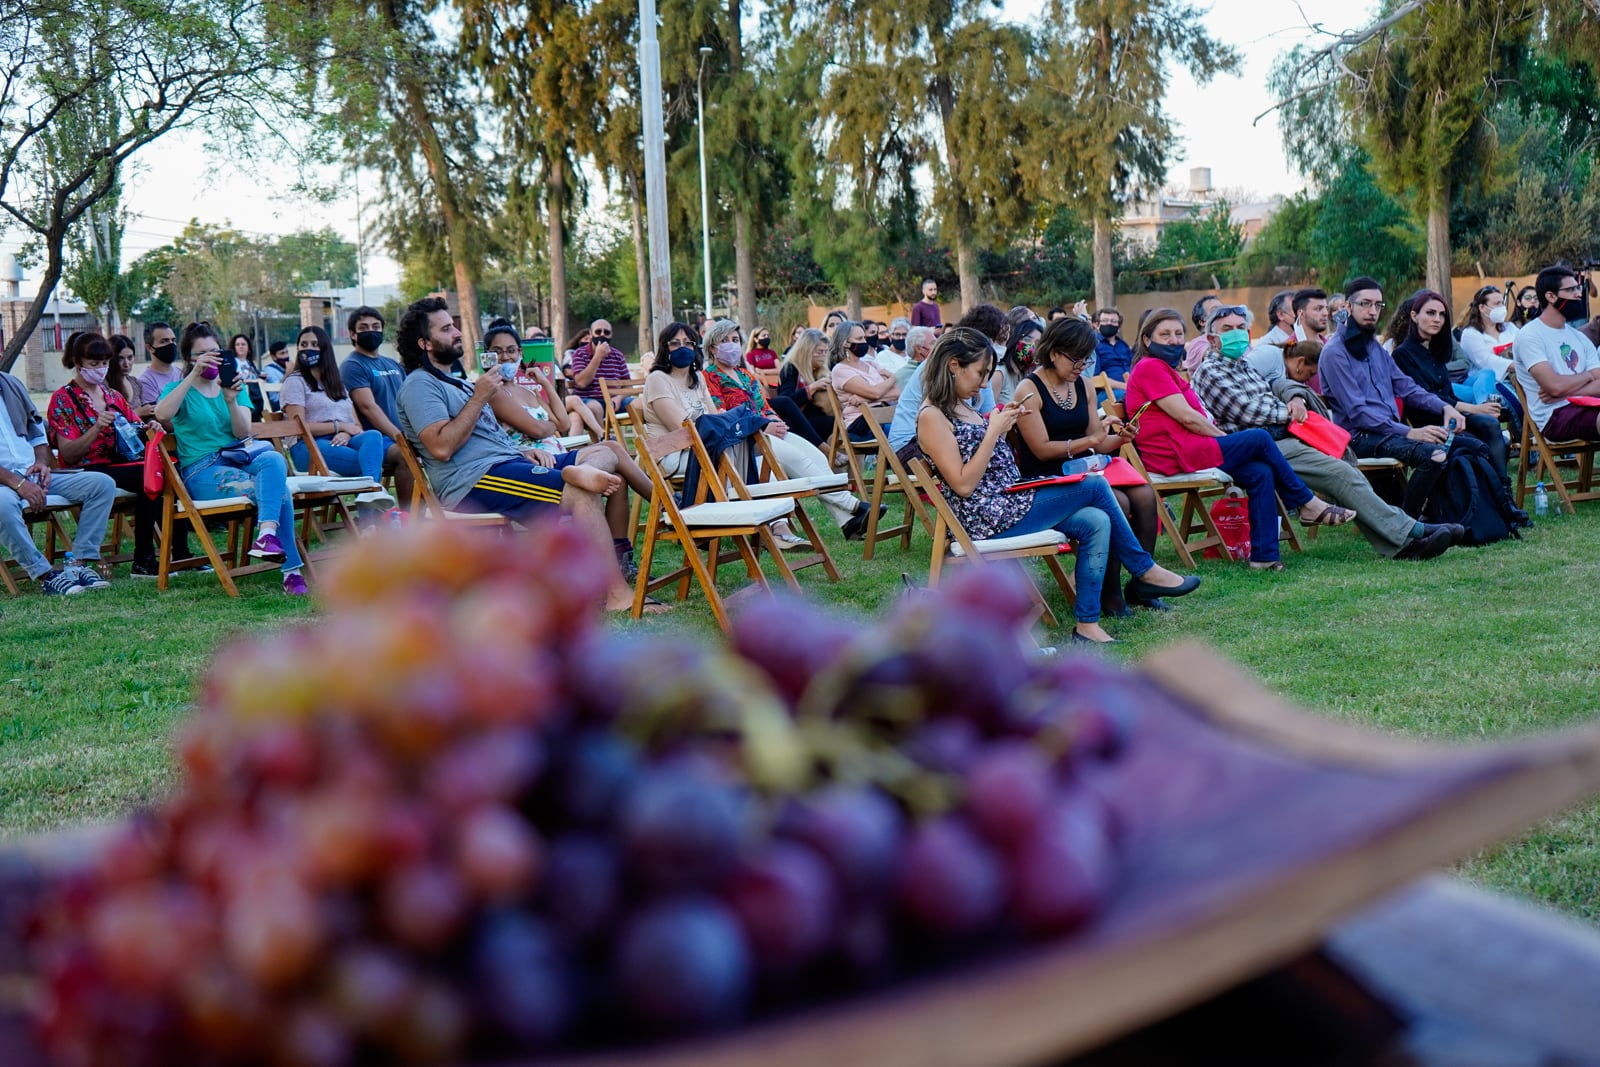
[1319,275,1466,474]
[910,278,942,329]
[569,318,633,422]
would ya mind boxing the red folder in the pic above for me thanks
[1006,473,1087,493]
[1567,395,1600,407]
[1286,410,1351,458]
[1102,457,1147,487]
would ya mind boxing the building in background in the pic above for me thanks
[1119,167,1283,248]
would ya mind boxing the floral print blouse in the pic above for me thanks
[46,382,139,466]
[937,415,1033,540]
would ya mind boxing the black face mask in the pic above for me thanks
[849,341,870,357]
[1557,296,1587,323]
[1098,324,1119,340]
[890,337,906,351]
[152,343,178,364]
[1146,343,1185,367]
[355,330,383,352]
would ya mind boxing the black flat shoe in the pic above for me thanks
[1125,574,1200,602]
[1123,579,1171,611]
[1070,631,1118,646]
[840,501,870,541]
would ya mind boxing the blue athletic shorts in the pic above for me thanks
[458,458,564,522]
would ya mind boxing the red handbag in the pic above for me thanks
[142,426,166,498]
[1204,491,1252,561]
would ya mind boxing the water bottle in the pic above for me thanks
[1061,454,1111,476]
[113,414,142,458]
[1534,482,1550,517]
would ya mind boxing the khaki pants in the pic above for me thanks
[1276,438,1415,557]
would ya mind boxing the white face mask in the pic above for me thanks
[992,341,1005,358]
[1488,305,1508,324]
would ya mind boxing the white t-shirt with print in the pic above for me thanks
[1513,318,1600,430]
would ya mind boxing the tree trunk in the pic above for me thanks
[1425,180,1451,298]
[0,236,63,375]
[628,170,651,347]
[399,71,480,353]
[846,283,863,321]
[1092,212,1115,309]
[548,152,569,346]
[733,206,757,330]
[955,229,979,314]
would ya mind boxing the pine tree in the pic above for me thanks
[1038,0,1239,308]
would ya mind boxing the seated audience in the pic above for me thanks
[893,325,936,390]
[1190,322,1462,561]
[48,334,168,576]
[394,297,649,611]
[828,320,899,441]
[282,325,388,486]
[341,305,420,505]
[152,323,307,595]
[1390,289,1509,475]
[776,329,835,443]
[745,327,779,371]
[1458,284,1519,379]
[888,314,999,454]
[569,318,633,421]
[138,321,183,407]
[1513,265,1600,442]
[1320,277,1468,472]
[1511,284,1541,327]
[1126,307,1354,572]
[1182,294,1221,372]
[991,318,1040,407]
[916,327,1199,644]
[1012,317,1169,611]
[1093,306,1132,385]
[107,334,143,414]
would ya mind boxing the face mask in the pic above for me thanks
[1218,329,1250,359]
[273,353,289,365]
[200,363,220,380]
[668,346,696,368]
[153,343,178,364]
[300,349,322,367]
[80,366,108,386]
[1558,296,1586,323]
[714,342,742,367]
[1098,324,1119,340]
[1488,305,1508,325]
[991,341,1005,358]
[890,337,906,351]
[850,341,870,357]
[1147,343,1185,367]
[355,329,384,351]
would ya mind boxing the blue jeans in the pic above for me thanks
[0,469,117,580]
[1215,428,1314,563]
[182,451,303,571]
[1005,477,1155,624]
[290,430,386,482]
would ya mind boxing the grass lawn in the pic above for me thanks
[3,499,1600,921]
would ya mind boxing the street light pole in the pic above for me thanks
[696,46,713,321]
[638,0,672,345]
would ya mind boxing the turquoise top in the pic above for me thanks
[160,382,250,469]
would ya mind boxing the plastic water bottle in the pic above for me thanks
[113,414,142,458]
[1534,482,1550,517]
[1061,454,1111,476]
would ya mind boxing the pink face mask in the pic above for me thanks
[80,366,108,387]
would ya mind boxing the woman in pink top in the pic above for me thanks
[1125,308,1352,571]
[827,320,898,441]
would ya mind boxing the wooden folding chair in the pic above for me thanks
[251,415,388,577]
[703,425,841,583]
[156,436,281,596]
[816,384,913,556]
[855,403,929,558]
[631,422,799,632]
[599,377,648,446]
[907,458,1073,628]
[392,434,512,528]
[0,494,81,594]
[1511,377,1600,514]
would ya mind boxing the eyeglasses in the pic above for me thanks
[1557,284,1584,297]
[592,331,612,339]
[1064,354,1092,367]
[1352,299,1387,310]
[488,346,521,357]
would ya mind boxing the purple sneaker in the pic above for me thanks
[282,571,308,596]
[249,532,286,560]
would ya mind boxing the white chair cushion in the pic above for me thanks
[1147,467,1231,487]
[949,530,1067,557]
[442,510,509,522]
[675,499,794,527]
[285,475,381,495]
[745,473,851,497]
[555,434,592,450]
[41,495,78,509]
[1357,457,1403,469]
[177,495,253,513]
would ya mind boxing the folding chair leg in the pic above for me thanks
[1276,496,1304,554]
[756,527,802,592]
[631,513,663,620]
[1159,496,1198,568]
[685,535,733,632]
[788,500,840,581]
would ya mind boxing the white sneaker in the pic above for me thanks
[64,564,111,590]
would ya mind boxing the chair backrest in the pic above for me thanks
[907,457,982,559]
[679,420,735,504]
[391,433,448,517]
[601,377,649,442]
[860,400,935,534]
[251,414,331,475]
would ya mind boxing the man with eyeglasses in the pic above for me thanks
[568,318,632,423]
[1093,306,1132,388]
[1192,305,1461,560]
[1319,276,1467,479]
[1513,265,1600,442]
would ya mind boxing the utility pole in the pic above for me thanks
[639,0,672,346]
[697,46,714,320]
[354,176,367,308]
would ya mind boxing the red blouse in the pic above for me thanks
[46,382,139,467]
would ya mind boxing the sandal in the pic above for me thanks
[1299,502,1357,527]
[612,596,670,615]
[1249,560,1286,572]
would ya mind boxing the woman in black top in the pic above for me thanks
[1390,288,1507,476]
[776,327,835,442]
[1012,317,1163,615]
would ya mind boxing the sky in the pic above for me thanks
[5,0,1374,297]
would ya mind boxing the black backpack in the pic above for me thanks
[1419,440,1527,546]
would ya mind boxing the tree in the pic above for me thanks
[1308,151,1424,292]
[1147,201,1244,287]
[0,0,287,371]
[1268,0,1539,294]
[1041,0,1239,308]
[1235,192,1318,286]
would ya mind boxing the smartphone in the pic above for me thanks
[218,354,239,388]
[521,339,556,365]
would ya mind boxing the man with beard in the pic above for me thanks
[394,298,655,612]
[137,322,183,410]
[1514,264,1600,442]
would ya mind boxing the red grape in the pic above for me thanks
[470,909,571,1049]
[1009,794,1116,935]
[453,804,542,901]
[620,769,745,891]
[539,833,620,943]
[964,741,1053,848]
[723,841,837,974]
[380,864,467,952]
[904,717,983,774]
[895,817,1005,936]
[221,874,323,989]
[615,897,751,1032]
[323,945,414,1035]
[784,786,903,902]
[547,730,639,827]
[731,596,860,705]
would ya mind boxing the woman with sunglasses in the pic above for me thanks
[1012,317,1165,614]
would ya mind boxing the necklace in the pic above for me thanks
[1044,372,1077,410]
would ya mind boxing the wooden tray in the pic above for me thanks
[541,642,1600,1067]
[6,644,1600,1067]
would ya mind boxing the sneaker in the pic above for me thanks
[38,570,85,596]
[282,571,308,596]
[131,558,160,578]
[249,533,286,561]
[64,564,111,590]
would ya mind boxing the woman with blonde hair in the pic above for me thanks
[776,328,835,442]
[828,319,898,441]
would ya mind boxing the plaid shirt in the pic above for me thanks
[1189,351,1291,434]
